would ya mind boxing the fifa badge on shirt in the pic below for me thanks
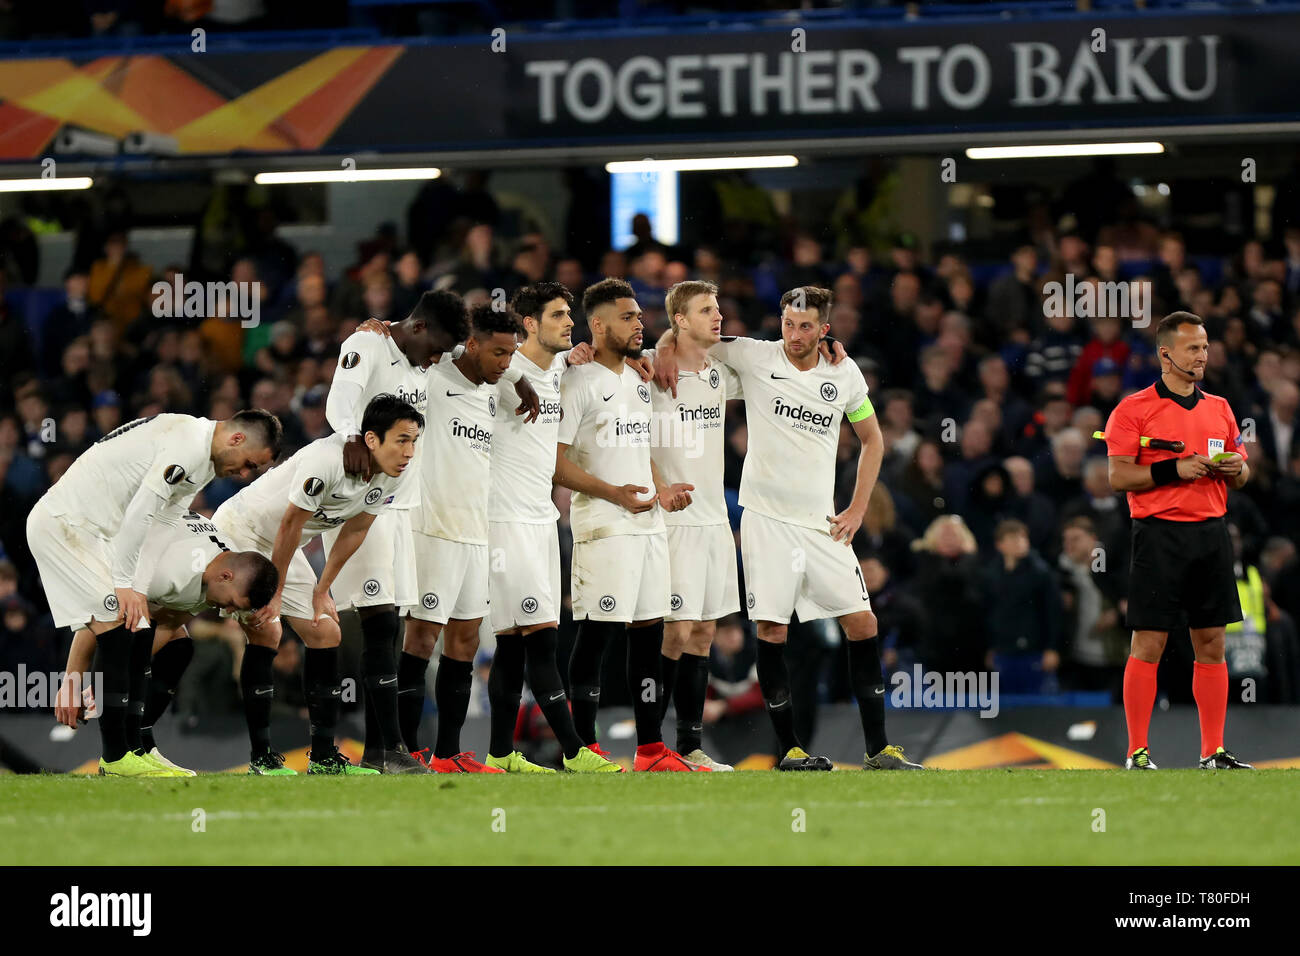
[1208,439,1225,457]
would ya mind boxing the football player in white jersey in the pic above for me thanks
[29,409,281,777]
[655,286,922,771]
[399,303,519,773]
[649,281,745,771]
[54,512,280,775]
[482,283,622,773]
[215,395,420,775]
[555,278,701,772]
[322,290,468,774]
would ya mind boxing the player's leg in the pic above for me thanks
[485,626,533,767]
[239,617,293,774]
[660,621,691,722]
[740,511,823,769]
[522,621,620,773]
[568,537,632,755]
[839,610,923,770]
[138,620,197,774]
[428,617,502,772]
[674,524,739,769]
[399,617,439,754]
[285,612,377,775]
[1124,630,1167,768]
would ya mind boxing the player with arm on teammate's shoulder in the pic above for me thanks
[56,511,280,775]
[1104,311,1253,770]
[213,395,421,775]
[481,283,622,773]
[657,286,921,771]
[30,409,281,777]
[554,278,700,772]
[644,280,747,770]
[319,290,469,773]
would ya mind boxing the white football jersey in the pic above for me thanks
[328,329,429,510]
[709,338,870,532]
[219,433,403,549]
[489,349,566,524]
[412,358,494,545]
[139,512,231,615]
[41,414,216,536]
[651,356,743,528]
[557,360,664,544]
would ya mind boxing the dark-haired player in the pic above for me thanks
[321,290,469,773]
[656,286,921,771]
[54,512,280,775]
[215,395,422,775]
[555,278,700,772]
[399,304,520,773]
[483,283,622,772]
[29,409,282,777]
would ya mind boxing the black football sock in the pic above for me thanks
[524,627,585,760]
[488,633,526,758]
[569,619,617,745]
[848,637,889,756]
[397,651,430,751]
[675,652,709,755]
[627,621,665,746]
[359,608,401,751]
[96,626,131,762]
[433,656,473,759]
[141,636,193,752]
[304,646,341,759]
[757,639,801,754]
[240,644,277,754]
[125,627,154,753]
[658,653,678,721]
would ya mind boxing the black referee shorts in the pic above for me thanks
[1126,516,1242,632]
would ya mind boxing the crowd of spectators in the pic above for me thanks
[4,160,1300,743]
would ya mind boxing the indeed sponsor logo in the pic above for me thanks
[677,404,721,423]
[450,417,492,447]
[772,396,833,429]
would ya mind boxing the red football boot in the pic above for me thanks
[634,743,707,772]
[427,751,506,773]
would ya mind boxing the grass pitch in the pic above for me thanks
[2,770,1296,865]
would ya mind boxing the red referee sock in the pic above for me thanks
[1192,660,1228,758]
[1123,656,1159,755]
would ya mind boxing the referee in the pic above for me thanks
[1103,312,1253,770]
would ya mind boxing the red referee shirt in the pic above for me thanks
[1103,379,1247,521]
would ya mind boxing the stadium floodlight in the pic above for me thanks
[253,167,442,184]
[605,156,799,174]
[0,176,94,192]
[965,143,1165,160]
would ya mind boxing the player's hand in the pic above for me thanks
[653,344,679,398]
[343,435,372,481]
[566,342,594,366]
[248,593,282,630]
[612,484,656,514]
[818,338,848,365]
[1041,649,1060,673]
[358,318,392,338]
[1210,452,1243,477]
[514,378,541,423]
[628,354,655,383]
[54,673,85,728]
[1176,454,1213,480]
[827,506,864,544]
[311,589,338,628]
[657,482,694,513]
[116,588,150,632]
